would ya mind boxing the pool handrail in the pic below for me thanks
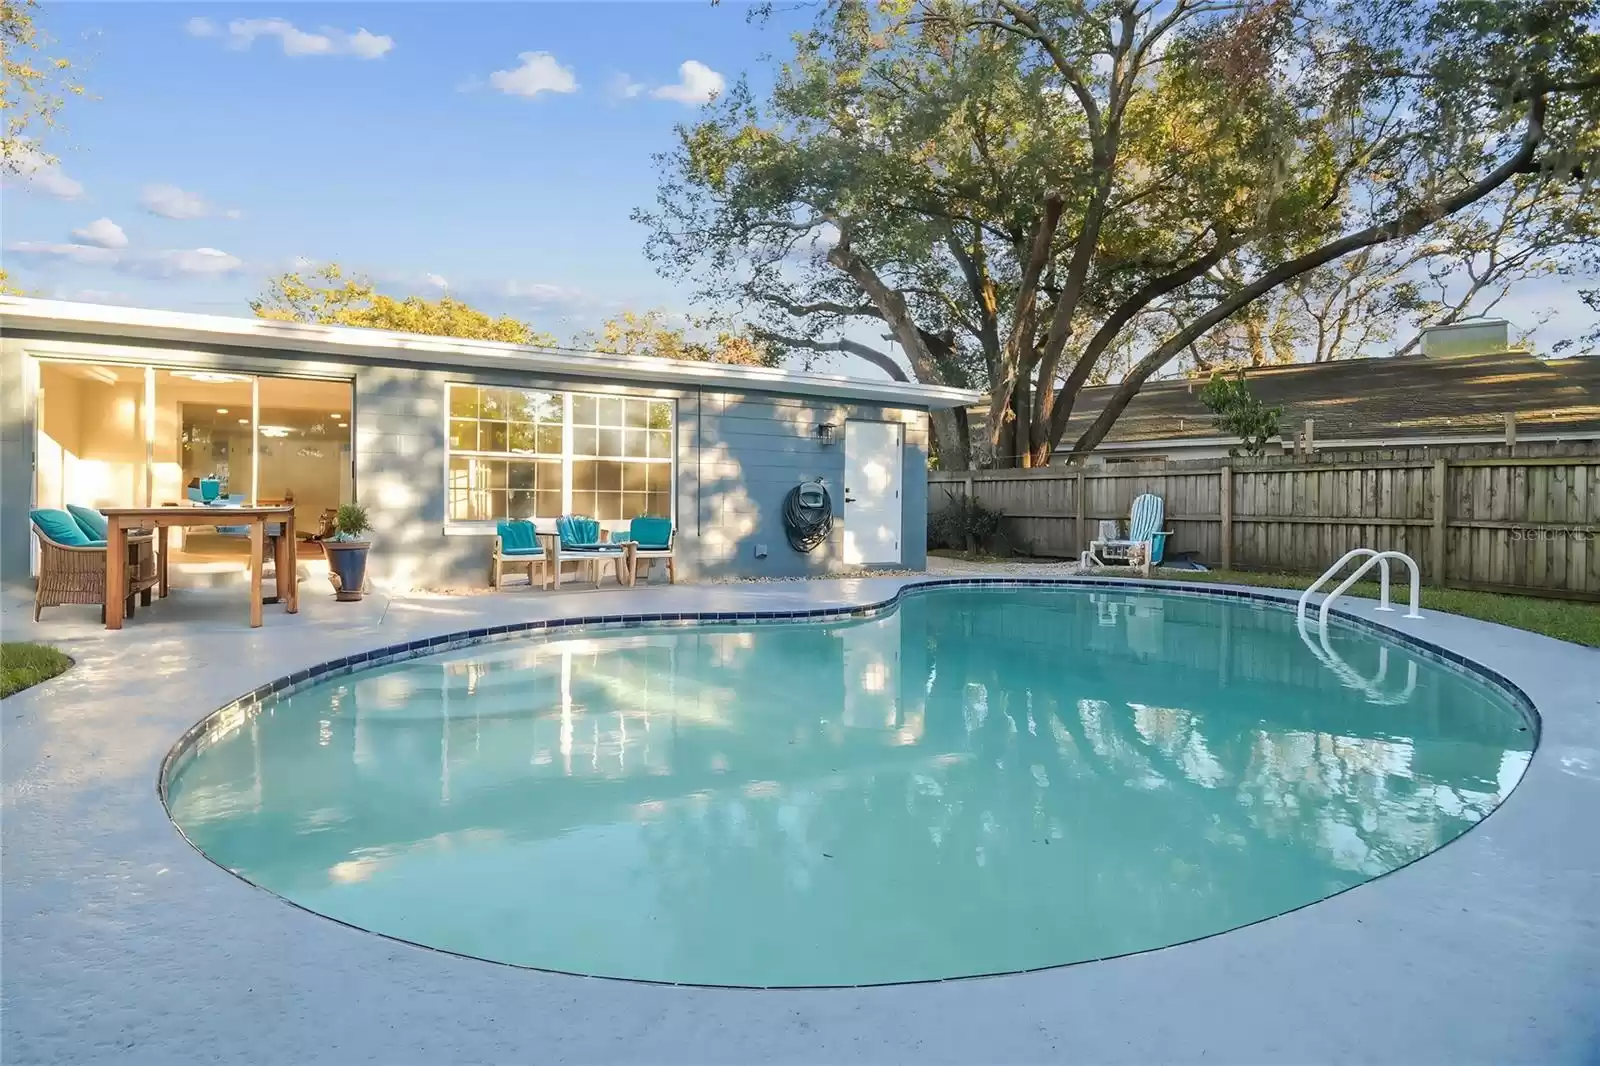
[1297,549,1423,630]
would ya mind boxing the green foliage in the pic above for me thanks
[577,309,780,367]
[251,263,558,346]
[638,0,1600,467]
[929,489,1005,554]
[0,642,71,698]
[1200,372,1282,457]
[2,0,86,172]
[333,503,371,540]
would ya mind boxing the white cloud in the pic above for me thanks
[223,208,245,220]
[6,242,121,268]
[6,241,243,278]
[607,72,645,101]
[345,29,393,60]
[651,60,725,106]
[140,184,209,219]
[425,273,450,290]
[502,280,586,305]
[201,18,393,59]
[3,142,85,199]
[149,248,243,277]
[70,218,130,249]
[489,52,578,98]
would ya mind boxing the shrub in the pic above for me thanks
[929,490,1005,553]
[333,503,372,540]
[1200,371,1282,457]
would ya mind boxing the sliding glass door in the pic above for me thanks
[34,358,353,568]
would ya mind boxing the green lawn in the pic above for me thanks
[1147,569,1600,648]
[927,550,1600,647]
[1,643,73,699]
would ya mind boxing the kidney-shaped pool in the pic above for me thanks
[164,586,1534,987]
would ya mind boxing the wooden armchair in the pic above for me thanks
[489,520,550,590]
[31,517,157,622]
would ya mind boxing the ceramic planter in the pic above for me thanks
[323,540,371,602]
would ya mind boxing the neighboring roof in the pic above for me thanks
[1052,350,1600,447]
[0,297,985,410]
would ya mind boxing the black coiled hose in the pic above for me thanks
[782,481,833,552]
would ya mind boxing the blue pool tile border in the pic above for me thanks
[156,576,1541,805]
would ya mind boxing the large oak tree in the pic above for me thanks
[638,0,1599,468]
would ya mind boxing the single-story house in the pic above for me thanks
[1051,343,1600,464]
[1,297,981,590]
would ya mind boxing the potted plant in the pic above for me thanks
[323,503,372,602]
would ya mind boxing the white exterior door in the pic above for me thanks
[843,420,903,566]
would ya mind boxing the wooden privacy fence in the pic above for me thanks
[930,456,1600,600]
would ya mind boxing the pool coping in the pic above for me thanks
[155,577,1549,992]
[8,574,1597,1064]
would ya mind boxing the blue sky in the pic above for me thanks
[3,2,806,338]
[4,2,1593,367]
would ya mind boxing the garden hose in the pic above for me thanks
[782,481,833,553]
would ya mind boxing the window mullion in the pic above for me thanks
[561,392,573,517]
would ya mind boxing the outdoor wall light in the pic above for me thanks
[816,422,837,444]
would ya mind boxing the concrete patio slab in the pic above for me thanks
[2,573,1597,1064]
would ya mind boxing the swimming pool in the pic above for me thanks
[163,585,1535,987]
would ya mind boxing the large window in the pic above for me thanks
[446,385,673,523]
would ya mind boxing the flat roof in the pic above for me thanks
[0,297,984,410]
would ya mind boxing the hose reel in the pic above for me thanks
[783,479,833,553]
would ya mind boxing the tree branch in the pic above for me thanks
[753,329,910,381]
[1065,90,1552,457]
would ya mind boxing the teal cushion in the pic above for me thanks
[497,520,542,556]
[629,516,672,551]
[30,508,95,547]
[557,515,601,547]
[66,504,109,540]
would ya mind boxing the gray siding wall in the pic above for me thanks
[357,367,928,587]
[1,340,29,588]
[690,392,928,580]
[0,334,929,590]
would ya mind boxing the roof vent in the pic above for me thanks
[1419,319,1510,357]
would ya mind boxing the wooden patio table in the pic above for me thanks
[99,506,298,630]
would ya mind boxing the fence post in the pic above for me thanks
[1430,457,1448,585]
[962,473,975,556]
[1219,462,1233,571]
[1074,466,1085,556]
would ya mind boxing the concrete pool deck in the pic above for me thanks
[2,571,1597,1064]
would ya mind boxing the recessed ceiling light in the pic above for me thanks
[337,422,348,429]
[216,408,230,414]
[330,413,342,418]
[238,418,249,424]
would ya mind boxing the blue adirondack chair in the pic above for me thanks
[1094,493,1171,567]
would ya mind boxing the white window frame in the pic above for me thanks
[442,384,676,534]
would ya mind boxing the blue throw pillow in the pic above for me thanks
[629,516,672,550]
[557,515,601,547]
[497,520,542,556]
[30,508,95,547]
[66,504,109,541]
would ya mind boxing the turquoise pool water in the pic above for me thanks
[165,587,1534,987]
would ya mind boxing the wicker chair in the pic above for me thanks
[31,521,158,622]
